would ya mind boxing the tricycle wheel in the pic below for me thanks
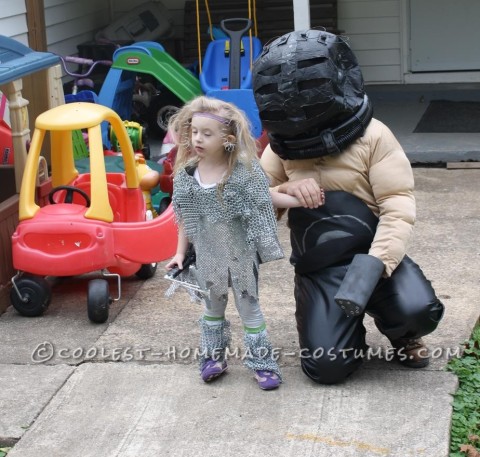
[135,263,157,279]
[87,279,111,324]
[147,91,181,139]
[10,275,51,317]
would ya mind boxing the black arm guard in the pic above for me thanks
[334,254,384,317]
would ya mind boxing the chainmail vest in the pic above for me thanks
[172,160,284,299]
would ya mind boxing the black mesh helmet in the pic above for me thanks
[252,30,372,158]
[253,29,366,136]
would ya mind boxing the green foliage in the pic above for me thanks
[0,448,11,457]
[447,324,480,457]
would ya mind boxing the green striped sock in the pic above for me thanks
[244,323,266,334]
[203,315,225,325]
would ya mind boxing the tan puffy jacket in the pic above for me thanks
[260,118,415,277]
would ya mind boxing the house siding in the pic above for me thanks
[337,0,403,84]
[44,0,110,57]
[0,0,28,44]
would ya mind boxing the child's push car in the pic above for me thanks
[10,103,177,322]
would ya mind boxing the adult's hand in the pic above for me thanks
[278,178,325,208]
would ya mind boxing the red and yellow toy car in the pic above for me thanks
[10,102,177,322]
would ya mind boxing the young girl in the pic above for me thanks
[165,96,300,390]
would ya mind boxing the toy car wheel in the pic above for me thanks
[158,197,171,215]
[135,263,158,279]
[10,275,51,317]
[147,91,181,139]
[87,279,111,324]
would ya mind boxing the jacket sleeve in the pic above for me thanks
[245,161,284,263]
[366,121,416,277]
[259,145,288,188]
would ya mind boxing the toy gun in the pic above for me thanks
[164,244,210,298]
[167,243,196,279]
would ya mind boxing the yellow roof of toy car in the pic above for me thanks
[35,102,120,130]
[19,102,140,222]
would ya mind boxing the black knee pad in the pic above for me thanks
[406,298,445,338]
[369,256,445,340]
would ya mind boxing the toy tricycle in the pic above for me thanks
[10,102,178,323]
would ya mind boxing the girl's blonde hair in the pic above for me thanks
[169,96,259,180]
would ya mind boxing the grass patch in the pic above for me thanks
[447,323,480,457]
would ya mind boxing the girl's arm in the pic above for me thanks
[165,223,189,270]
[270,189,302,208]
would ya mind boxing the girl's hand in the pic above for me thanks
[165,253,186,271]
[270,190,303,209]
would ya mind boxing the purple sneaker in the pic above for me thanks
[254,370,281,390]
[201,359,227,382]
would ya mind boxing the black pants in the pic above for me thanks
[288,191,444,384]
[294,256,444,384]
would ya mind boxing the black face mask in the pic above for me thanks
[268,95,374,160]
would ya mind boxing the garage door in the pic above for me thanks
[410,0,480,72]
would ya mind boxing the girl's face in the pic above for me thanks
[191,116,230,160]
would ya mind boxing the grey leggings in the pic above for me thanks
[203,270,265,329]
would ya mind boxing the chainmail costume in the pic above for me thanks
[173,159,283,378]
[198,318,231,368]
[244,329,282,379]
[172,159,284,301]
